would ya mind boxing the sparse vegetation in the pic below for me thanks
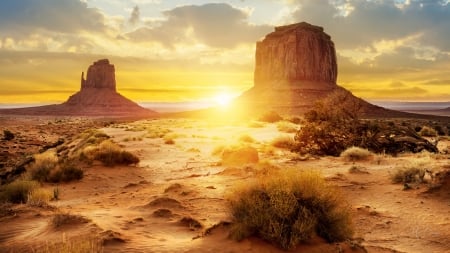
[259,110,283,123]
[391,159,430,184]
[228,170,353,250]
[164,138,175,145]
[52,212,91,228]
[270,135,296,149]
[48,164,84,183]
[294,90,438,156]
[340,147,373,162]
[34,235,103,253]
[419,126,437,137]
[28,152,83,183]
[27,188,52,207]
[0,180,40,203]
[3,129,15,140]
[93,140,140,166]
[29,152,59,182]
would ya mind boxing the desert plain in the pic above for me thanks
[0,114,449,253]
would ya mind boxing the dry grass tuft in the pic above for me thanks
[29,152,59,182]
[391,159,430,184]
[0,180,40,203]
[52,212,91,228]
[340,147,374,162]
[228,170,353,250]
[419,126,437,137]
[93,140,139,166]
[27,188,52,207]
[35,235,103,253]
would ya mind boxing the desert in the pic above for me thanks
[1,1,450,252]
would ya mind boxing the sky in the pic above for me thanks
[1,0,450,105]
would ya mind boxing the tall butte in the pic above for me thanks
[239,22,388,116]
[1,59,156,117]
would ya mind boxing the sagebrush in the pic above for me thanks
[228,170,353,250]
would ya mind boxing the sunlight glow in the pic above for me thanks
[214,93,233,107]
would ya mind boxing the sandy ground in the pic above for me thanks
[0,117,449,253]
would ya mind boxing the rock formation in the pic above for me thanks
[238,22,388,117]
[81,59,116,90]
[254,22,337,88]
[0,59,156,117]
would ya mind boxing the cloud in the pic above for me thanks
[126,3,272,48]
[422,79,450,85]
[0,0,107,37]
[291,0,450,51]
[129,5,141,25]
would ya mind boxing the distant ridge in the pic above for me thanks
[0,59,156,117]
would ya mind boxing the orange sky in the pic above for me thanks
[1,0,450,104]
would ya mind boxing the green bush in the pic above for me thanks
[0,180,40,203]
[228,170,353,250]
[340,147,373,162]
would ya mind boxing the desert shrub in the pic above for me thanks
[295,90,438,156]
[391,167,425,184]
[276,121,299,133]
[239,134,255,143]
[27,188,52,207]
[270,135,296,149]
[52,212,90,228]
[3,129,14,140]
[259,111,283,123]
[94,140,140,166]
[340,147,373,162]
[229,170,353,250]
[0,180,40,203]
[221,146,259,166]
[29,152,59,182]
[35,235,103,253]
[391,159,429,184]
[49,165,83,183]
[419,126,437,137]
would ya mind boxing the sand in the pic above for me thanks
[0,117,449,253]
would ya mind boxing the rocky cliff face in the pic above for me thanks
[81,59,116,91]
[254,22,337,88]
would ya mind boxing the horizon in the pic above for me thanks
[1,0,450,104]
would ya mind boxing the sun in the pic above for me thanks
[214,93,233,107]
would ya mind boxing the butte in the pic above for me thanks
[0,59,156,117]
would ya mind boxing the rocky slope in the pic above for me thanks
[0,59,156,117]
